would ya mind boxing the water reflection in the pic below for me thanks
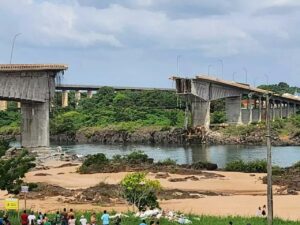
[56,143,300,168]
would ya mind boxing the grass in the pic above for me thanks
[0,211,298,225]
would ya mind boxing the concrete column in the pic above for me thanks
[272,101,275,121]
[0,100,7,111]
[62,91,69,108]
[287,103,290,118]
[21,102,49,148]
[225,95,242,125]
[87,90,93,98]
[191,99,210,129]
[258,96,262,122]
[294,103,297,115]
[17,102,21,109]
[75,91,81,105]
[248,97,253,124]
[280,101,283,119]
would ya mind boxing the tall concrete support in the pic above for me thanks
[287,103,290,118]
[62,91,69,108]
[191,99,210,129]
[280,101,283,119]
[258,97,262,122]
[75,91,81,105]
[248,97,253,124]
[21,102,49,147]
[0,100,7,111]
[17,102,21,109]
[87,90,93,98]
[226,95,242,125]
[0,64,68,148]
[294,103,297,115]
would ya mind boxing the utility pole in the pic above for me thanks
[208,64,213,76]
[10,33,22,64]
[265,93,273,225]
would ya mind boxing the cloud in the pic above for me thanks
[0,0,300,61]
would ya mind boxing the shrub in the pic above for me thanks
[192,161,218,170]
[157,158,177,166]
[0,139,10,157]
[120,172,161,211]
[78,153,109,173]
[0,150,35,194]
[225,160,267,173]
[211,111,226,124]
[125,151,152,164]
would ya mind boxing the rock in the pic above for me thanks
[34,173,52,176]
[155,172,170,179]
[168,178,187,182]
[185,176,199,181]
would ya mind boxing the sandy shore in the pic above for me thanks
[0,160,298,220]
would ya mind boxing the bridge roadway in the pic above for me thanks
[173,75,300,128]
[55,84,174,92]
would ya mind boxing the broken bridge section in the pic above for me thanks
[173,75,300,129]
[0,64,68,148]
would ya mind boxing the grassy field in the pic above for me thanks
[1,211,299,225]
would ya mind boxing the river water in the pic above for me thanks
[53,143,300,168]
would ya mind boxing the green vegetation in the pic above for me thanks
[225,160,267,173]
[121,172,161,210]
[0,150,35,194]
[50,88,185,135]
[0,211,298,225]
[78,151,218,174]
[0,139,9,157]
[258,82,299,95]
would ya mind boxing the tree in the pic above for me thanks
[0,150,35,194]
[120,172,161,211]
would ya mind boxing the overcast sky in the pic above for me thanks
[0,0,300,88]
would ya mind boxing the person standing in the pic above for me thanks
[79,215,87,225]
[68,215,76,225]
[21,210,29,225]
[262,205,267,217]
[90,213,97,225]
[54,211,61,225]
[61,208,68,225]
[28,212,36,225]
[101,210,110,225]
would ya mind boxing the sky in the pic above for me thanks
[0,0,300,88]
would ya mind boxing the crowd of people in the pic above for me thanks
[17,209,114,225]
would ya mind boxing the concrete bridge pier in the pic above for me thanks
[0,100,7,111]
[62,91,69,108]
[225,95,242,125]
[191,98,210,129]
[21,101,50,148]
[87,90,93,98]
[75,91,81,105]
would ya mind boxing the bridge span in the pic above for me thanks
[172,75,300,129]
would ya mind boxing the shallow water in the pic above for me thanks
[55,143,300,168]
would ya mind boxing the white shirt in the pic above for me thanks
[28,215,36,224]
[80,218,87,225]
[68,219,76,225]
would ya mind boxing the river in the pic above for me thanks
[50,143,300,168]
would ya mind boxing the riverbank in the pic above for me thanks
[9,160,298,220]
[49,126,300,146]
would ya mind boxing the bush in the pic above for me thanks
[78,153,109,173]
[211,111,226,124]
[125,151,152,164]
[225,160,267,173]
[0,150,35,194]
[192,161,218,170]
[0,139,10,157]
[157,158,177,166]
[120,172,161,211]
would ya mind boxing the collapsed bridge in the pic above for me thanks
[172,75,300,129]
[0,64,68,148]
